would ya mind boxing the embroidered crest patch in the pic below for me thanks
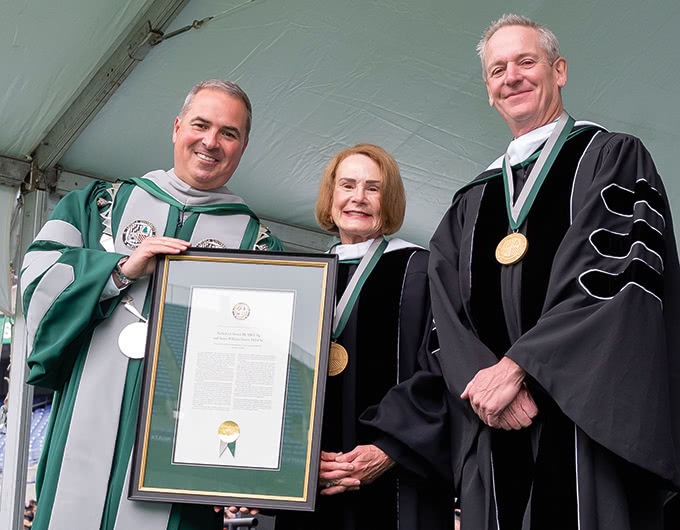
[196,238,227,249]
[122,220,156,249]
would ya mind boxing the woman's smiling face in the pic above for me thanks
[331,154,383,244]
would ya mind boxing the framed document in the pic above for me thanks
[129,248,337,511]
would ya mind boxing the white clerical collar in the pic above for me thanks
[486,118,605,170]
[331,237,421,261]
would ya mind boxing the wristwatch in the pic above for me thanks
[113,257,136,289]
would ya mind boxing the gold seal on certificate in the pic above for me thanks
[495,232,528,265]
[218,420,240,458]
[328,342,348,376]
[118,322,148,359]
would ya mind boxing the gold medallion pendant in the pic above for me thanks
[328,342,349,376]
[495,232,529,265]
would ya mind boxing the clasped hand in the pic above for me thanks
[224,445,396,516]
[318,445,395,495]
[460,356,538,430]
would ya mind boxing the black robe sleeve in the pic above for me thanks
[367,320,454,483]
[363,187,506,491]
[361,250,455,484]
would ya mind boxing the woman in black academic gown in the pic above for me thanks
[274,144,455,529]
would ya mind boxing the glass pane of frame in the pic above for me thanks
[130,249,336,511]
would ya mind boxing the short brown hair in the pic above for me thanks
[315,144,406,236]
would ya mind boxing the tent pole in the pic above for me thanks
[0,190,46,529]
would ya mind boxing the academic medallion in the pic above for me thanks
[495,232,529,265]
[118,322,148,359]
[328,342,349,376]
[330,237,388,375]
[499,112,574,264]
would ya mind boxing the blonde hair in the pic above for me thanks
[315,144,406,236]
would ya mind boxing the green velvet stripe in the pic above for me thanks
[177,212,200,242]
[167,503,223,530]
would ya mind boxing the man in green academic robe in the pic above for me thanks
[21,80,282,530]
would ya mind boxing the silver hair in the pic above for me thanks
[477,14,561,82]
[178,79,252,140]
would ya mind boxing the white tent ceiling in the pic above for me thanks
[2,0,680,246]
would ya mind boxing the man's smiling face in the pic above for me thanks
[484,25,567,137]
[172,88,249,190]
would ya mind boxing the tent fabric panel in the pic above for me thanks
[56,0,680,245]
[0,0,155,157]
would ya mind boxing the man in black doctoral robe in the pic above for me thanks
[363,13,680,530]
